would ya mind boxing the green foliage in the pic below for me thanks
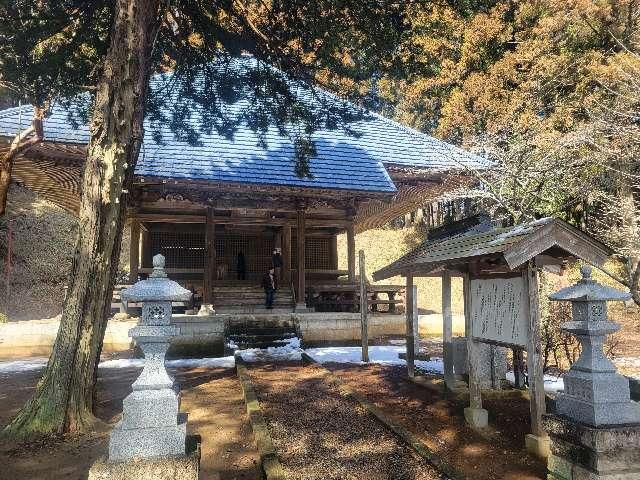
[0,1,411,176]
[0,1,111,108]
[379,1,639,267]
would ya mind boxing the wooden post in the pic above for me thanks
[203,207,215,306]
[513,348,526,389]
[296,207,306,309]
[524,262,547,439]
[141,228,151,268]
[490,344,501,390]
[328,234,338,270]
[442,270,455,390]
[282,224,291,283]
[411,283,420,355]
[405,275,416,378]
[346,222,356,282]
[359,249,369,362]
[463,272,487,428]
[128,219,140,283]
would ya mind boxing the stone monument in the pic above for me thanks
[89,254,199,480]
[452,337,507,390]
[543,266,640,480]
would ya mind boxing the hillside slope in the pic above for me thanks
[0,185,129,321]
[337,227,465,314]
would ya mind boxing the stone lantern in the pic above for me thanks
[549,265,639,426]
[108,254,193,461]
[543,266,640,480]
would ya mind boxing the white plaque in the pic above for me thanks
[470,277,528,347]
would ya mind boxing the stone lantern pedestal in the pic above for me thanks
[543,266,640,480]
[89,255,199,480]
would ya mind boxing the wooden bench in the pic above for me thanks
[309,283,405,314]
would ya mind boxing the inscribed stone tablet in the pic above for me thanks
[470,277,528,347]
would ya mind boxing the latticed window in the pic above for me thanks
[292,236,331,269]
[150,231,205,268]
[217,233,274,280]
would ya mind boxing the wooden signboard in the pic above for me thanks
[470,277,528,348]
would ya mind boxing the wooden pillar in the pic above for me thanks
[141,228,151,268]
[463,272,487,428]
[328,234,338,270]
[128,219,140,283]
[524,262,548,446]
[203,207,215,306]
[512,348,526,389]
[442,270,455,390]
[282,224,291,283]
[296,207,306,309]
[346,222,356,282]
[359,249,369,362]
[405,275,416,378]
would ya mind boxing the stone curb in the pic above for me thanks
[234,354,286,480]
[300,351,466,480]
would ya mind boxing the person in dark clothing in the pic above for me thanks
[237,251,246,280]
[272,248,283,280]
[261,267,278,309]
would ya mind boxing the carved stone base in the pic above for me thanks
[109,413,187,461]
[464,407,488,429]
[525,433,550,459]
[543,414,640,479]
[90,436,200,480]
[295,303,313,313]
[197,304,215,316]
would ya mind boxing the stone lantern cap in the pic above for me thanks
[121,254,192,302]
[549,266,631,302]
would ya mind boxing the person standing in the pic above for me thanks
[272,248,283,280]
[237,251,246,280]
[261,267,278,309]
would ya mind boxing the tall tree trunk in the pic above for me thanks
[0,106,46,215]
[2,0,160,440]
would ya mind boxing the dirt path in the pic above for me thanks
[0,366,260,480]
[248,362,445,480]
[326,363,547,480]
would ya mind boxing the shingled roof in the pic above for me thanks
[0,56,486,194]
[373,217,612,280]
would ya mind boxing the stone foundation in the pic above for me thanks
[89,436,200,480]
[0,312,412,358]
[543,414,640,480]
[0,317,136,358]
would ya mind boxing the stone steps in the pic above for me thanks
[214,285,294,312]
[224,317,299,353]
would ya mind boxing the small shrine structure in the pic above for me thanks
[373,217,613,458]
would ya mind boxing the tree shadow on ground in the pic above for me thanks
[0,366,260,480]
[248,361,445,480]
[325,363,547,480]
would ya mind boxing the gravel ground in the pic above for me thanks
[248,362,446,480]
[0,365,260,480]
[327,363,547,480]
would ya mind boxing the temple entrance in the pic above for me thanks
[215,230,275,283]
[146,223,277,285]
[132,214,347,311]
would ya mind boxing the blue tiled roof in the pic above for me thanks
[0,57,486,194]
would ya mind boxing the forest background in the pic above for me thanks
[0,0,638,356]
